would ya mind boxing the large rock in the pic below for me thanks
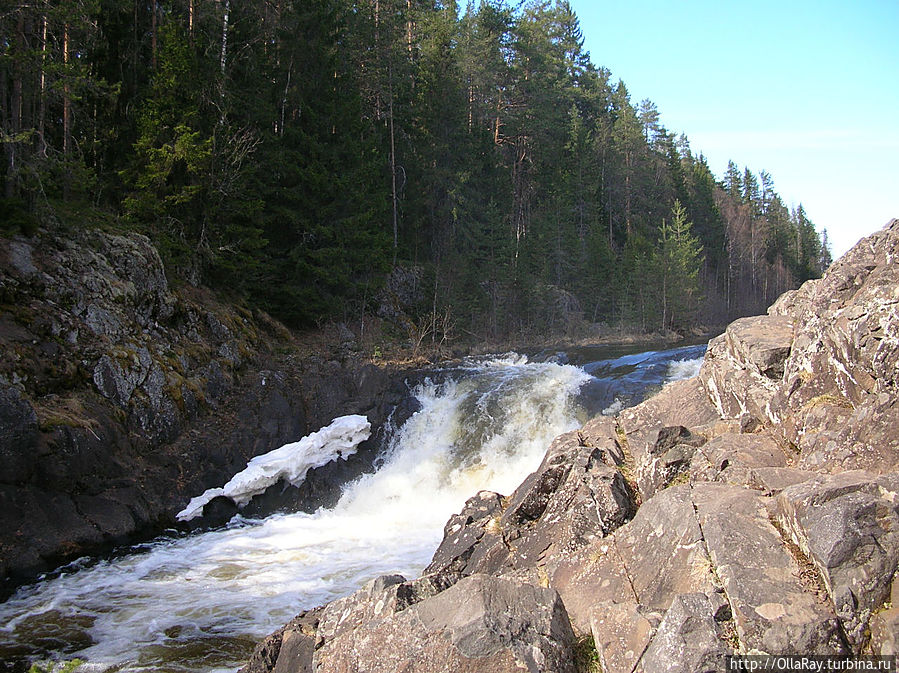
[551,485,718,634]
[638,592,732,673]
[767,218,899,472]
[699,315,794,426]
[692,483,845,655]
[775,471,899,651]
[426,418,636,579]
[240,607,323,673]
[619,377,719,500]
[312,574,577,673]
[688,431,792,489]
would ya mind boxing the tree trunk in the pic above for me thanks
[37,12,48,157]
[63,21,72,199]
[151,1,157,69]
[2,63,12,199]
[389,67,398,265]
[220,0,230,76]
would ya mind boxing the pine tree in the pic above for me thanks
[654,199,703,331]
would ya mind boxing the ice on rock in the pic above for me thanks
[177,414,371,521]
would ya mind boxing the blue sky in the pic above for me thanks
[568,0,898,258]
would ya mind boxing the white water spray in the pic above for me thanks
[0,356,591,673]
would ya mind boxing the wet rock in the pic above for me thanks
[0,385,39,482]
[775,471,899,651]
[68,495,133,550]
[0,485,103,582]
[239,607,323,673]
[199,495,239,528]
[314,573,577,673]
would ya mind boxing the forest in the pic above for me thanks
[1,0,831,342]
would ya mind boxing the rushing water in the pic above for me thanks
[0,343,705,673]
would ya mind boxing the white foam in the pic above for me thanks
[0,359,589,672]
[666,357,703,382]
[176,414,371,521]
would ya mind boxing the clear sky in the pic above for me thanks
[568,0,898,259]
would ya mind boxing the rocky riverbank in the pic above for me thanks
[240,219,899,672]
[0,228,418,595]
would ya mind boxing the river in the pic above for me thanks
[0,342,706,673]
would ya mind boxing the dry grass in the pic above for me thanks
[34,394,100,434]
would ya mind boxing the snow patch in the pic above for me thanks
[177,414,371,521]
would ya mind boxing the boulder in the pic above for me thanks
[425,490,505,576]
[639,425,707,497]
[239,607,323,673]
[637,592,732,673]
[619,377,718,501]
[313,573,577,673]
[692,483,845,655]
[426,418,636,579]
[698,315,794,426]
[775,471,899,651]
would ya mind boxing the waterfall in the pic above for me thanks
[0,345,705,673]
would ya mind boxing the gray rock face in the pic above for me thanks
[0,230,415,589]
[699,314,794,425]
[638,593,731,673]
[551,485,718,635]
[619,377,719,501]
[766,219,899,472]
[240,608,322,673]
[425,418,637,579]
[692,483,845,655]
[775,471,899,650]
[688,431,791,489]
[312,574,577,673]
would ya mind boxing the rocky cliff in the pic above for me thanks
[241,219,899,672]
[0,228,414,594]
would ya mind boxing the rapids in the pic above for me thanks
[0,343,705,673]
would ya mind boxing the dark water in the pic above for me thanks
[569,342,708,417]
